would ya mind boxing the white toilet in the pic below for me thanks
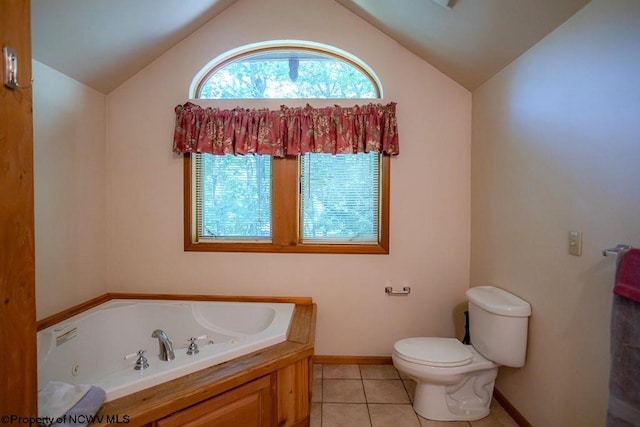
[392,286,531,421]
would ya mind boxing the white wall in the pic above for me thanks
[33,60,108,318]
[106,0,471,355]
[471,0,640,425]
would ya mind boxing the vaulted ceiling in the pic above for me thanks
[31,0,590,94]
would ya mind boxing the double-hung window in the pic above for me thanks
[182,44,393,253]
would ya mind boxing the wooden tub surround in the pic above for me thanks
[37,294,316,427]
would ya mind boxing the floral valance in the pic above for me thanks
[172,102,399,157]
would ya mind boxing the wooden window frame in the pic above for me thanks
[183,154,390,254]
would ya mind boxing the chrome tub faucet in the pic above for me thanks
[151,329,175,361]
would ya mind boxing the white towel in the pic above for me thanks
[38,382,90,420]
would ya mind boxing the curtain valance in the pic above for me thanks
[172,102,399,157]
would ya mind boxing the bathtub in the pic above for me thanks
[37,299,295,401]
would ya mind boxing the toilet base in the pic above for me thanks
[411,367,498,421]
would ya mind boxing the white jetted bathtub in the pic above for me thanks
[37,299,295,401]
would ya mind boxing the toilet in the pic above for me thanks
[392,286,531,421]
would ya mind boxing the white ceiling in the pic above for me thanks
[31,0,590,94]
[31,0,236,93]
[335,0,591,89]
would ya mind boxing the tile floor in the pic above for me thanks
[311,364,519,427]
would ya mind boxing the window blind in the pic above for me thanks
[196,154,272,241]
[300,152,380,243]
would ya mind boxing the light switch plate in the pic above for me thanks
[569,231,582,256]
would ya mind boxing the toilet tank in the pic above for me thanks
[466,286,532,367]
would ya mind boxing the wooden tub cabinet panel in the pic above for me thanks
[277,359,310,426]
[156,374,274,427]
[90,302,315,427]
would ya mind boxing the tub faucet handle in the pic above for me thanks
[187,335,208,355]
[134,350,149,370]
[187,337,199,355]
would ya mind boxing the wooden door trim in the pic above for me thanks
[0,0,37,416]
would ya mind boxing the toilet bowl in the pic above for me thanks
[393,337,498,420]
[392,286,531,421]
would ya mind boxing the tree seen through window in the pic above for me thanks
[199,49,377,99]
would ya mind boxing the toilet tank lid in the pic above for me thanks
[466,286,531,317]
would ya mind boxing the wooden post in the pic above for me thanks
[0,0,37,416]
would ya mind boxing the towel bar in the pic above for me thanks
[602,244,632,257]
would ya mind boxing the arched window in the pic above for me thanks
[195,44,380,99]
[184,42,391,254]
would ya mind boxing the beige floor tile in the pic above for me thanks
[323,379,366,403]
[418,417,471,427]
[313,363,323,379]
[360,364,400,379]
[323,364,361,379]
[311,378,322,403]
[310,402,321,427]
[363,379,410,404]
[322,403,371,427]
[403,379,416,403]
[369,403,421,427]
[469,399,518,427]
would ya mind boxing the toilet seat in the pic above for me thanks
[394,337,473,367]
